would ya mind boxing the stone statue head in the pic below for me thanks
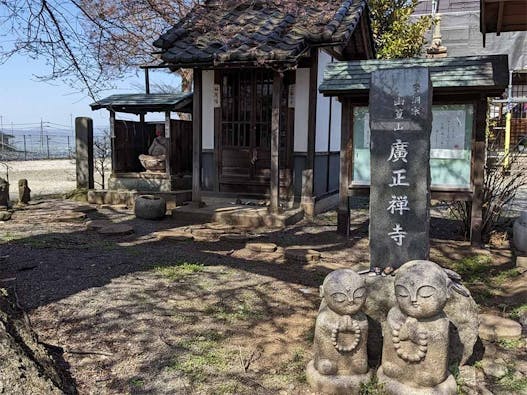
[394,260,450,319]
[155,124,165,137]
[320,269,366,316]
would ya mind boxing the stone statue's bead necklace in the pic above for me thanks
[392,321,428,363]
[331,318,361,353]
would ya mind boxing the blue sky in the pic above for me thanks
[0,53,180,132]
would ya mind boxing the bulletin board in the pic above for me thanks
[352,104,473,188]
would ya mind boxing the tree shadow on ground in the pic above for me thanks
[0,200,515,393]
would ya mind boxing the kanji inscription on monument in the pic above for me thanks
[369,67,432,270]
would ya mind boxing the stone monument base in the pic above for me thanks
[306,360,372,395]
[377,366,457,395]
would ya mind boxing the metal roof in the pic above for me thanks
[319,55,509,96]
[153,0,372,68]
[90,93,193,114]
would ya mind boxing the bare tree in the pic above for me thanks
[1,1,431,97]
[93,130,111,189]
[448,119,527,242]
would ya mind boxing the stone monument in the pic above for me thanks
[75,117,94,189]
[377,260,457,395]
[368,67,432,272]
[0,177,9,208]
[18,179,31,205]
[306,269,372,394]
[139,125,168,172]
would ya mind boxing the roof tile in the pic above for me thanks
[154,0,369,67]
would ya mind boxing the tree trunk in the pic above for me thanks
[0,291,77,394]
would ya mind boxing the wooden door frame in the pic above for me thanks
[214,68,294,194]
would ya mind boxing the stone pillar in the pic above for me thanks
[368,68,433,270]
[75,117,94,189]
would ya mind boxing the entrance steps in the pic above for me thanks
[171,198,304,229]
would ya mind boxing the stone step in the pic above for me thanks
[212,207,304,229]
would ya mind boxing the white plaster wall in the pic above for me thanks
[201,70,215,150]
[294,68,310,152]
[315,50,332,152]
[330,98,342,152]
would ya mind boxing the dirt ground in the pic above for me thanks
[1,159,106,197]
[0,198,525,394]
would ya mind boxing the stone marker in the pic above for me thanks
[306,269,372,394]
[368,67,432,270]
[18,179,31,204]
[75,117,94,189]
[479,313,522,341]
[0,177,9,208]
[377,260,457,395]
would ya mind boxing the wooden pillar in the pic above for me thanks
[144,68,150,94]
[302,51,318,217]
[213,70,221,192]
[192,69,203,206]
[139,113,146,159]
[165,111,172,179]
[109,110,116,175]
[337,100,352,236]
[270,72,283,214]
[470,96,487,245]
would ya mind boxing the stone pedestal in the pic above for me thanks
[377,366,456,395]
[306,361,372,395]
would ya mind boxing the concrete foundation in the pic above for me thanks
[171,197,304,229]
[87,189,191,210]
[108,173,191,192]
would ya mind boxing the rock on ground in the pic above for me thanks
[479,313,523,341]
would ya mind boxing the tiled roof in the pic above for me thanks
[319,55,509,96]
[154,0,369,67]
[90,93,193,114]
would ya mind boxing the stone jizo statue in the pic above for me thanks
[306,269,372,394]
[18,179,30,204]
[139,125,168,172]
[377,260,457,395]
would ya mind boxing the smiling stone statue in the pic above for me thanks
[306,269,372,394]
[377,260,457,395]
